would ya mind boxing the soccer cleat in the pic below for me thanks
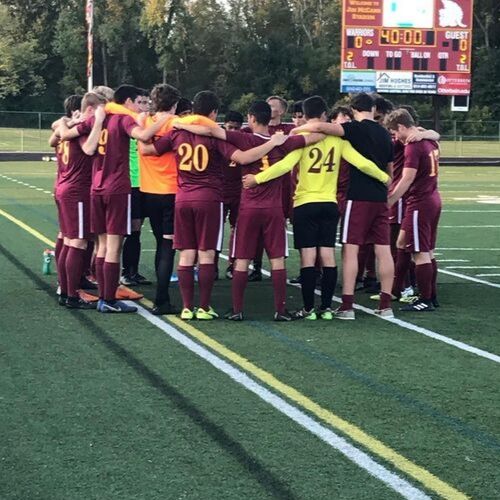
[58,293,68,306]
[131,273,152,285]
[248,268,262,282]
[319,308,333,320]
[116,285,143,300]
[151,303,179,315]
[180,308,195,320]
[170,272,179,283]
[289,275,301,285]
[65,296,97,310]
[334,307,355,320]
[120,274,139,286]
[225,265,233,280]
[195,307,218,320]
[78,290,99,302]
[98,299,137,313]
[292,308,317,320]
[224,310,244,321]
[399,294,419,304]
[79,276,98,290]
[400,299,435,312]
[369,293,397,301]
[274,310,294,322]
[373,307,394,319]
[401,286,415,299]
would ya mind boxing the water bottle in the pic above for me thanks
[42,249,54,275]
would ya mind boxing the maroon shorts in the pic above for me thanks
[174,201,224,251]
[224,198,240,228]
[232,208,288,260]
[91,193,131,236]
[56,196,91,239]
[341,200,390,245]
[401,201,441,253]
[388,198,405,225]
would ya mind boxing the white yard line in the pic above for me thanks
[438,269,500,290]
[477,274,500,277]
[445,266,500,269]
[218,254,500,365]
[136,306,431,500]
[439,225,500,228]
[436,248,500,251]
[437,259,469,262]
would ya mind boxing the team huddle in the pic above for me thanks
[49,84,442,321]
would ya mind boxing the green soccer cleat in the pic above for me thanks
[319,308,333,320]
[180,308,195,320]
[292,308,317,321]
[196,307,219,320]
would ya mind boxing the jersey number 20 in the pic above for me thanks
[178,143,209,172]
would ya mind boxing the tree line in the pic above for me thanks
[0,0,498,130]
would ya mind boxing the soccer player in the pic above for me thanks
[386,108,442,312]
[136,83,183,315]
[176,98,192,117]
[244,95,390,320]
[266,96,294,134]
[121,88,151,286]
[146,91,289,320]
[292,93,395,319]
[59,84,171,313]
[221,110,244,279]
[291,101,306,127]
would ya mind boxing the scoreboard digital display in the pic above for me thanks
[340,0,473,95]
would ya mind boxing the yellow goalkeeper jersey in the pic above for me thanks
[254,135,389,208]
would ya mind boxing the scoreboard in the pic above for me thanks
[340,0,473,95]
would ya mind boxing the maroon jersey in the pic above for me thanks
[223,161,242,204]
[154,130,237,203]
[268,123,294,135]
[77,114,137,196]
[403,140,440,205]
[54,137,92,199]
[391,139,405,186]
[225,131,305,210]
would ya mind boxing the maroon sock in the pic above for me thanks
[379,292,393,310]
[271,269,287,314]
[95,257,105,299]
[341,294,354,310]
[392,249,411,296]
[431,258,438,299]
[198,263,216,310]
[57,245,70,295]
[103,261,120,301]
[415,263,433,301]
[232,270,248,313]
[177,265,195,310]
[83,241,94,277]
[55,237,64,265]
[66,247,85,297]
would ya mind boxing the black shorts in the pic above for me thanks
[293,202,339,249]
[142,193,175,237]
[130,187,144,220]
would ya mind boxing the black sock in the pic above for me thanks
[300,267,316,311]
[122,231,141,275]
[320,266,338,310]
[155,238,175,305]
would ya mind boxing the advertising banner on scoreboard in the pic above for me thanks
[340,0,473,95]
[341,71,376,93]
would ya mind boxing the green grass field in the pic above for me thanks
[0,127,499,157]
[1,162,499,499]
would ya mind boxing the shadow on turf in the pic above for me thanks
[0,243,300,500]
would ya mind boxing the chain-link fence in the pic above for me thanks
[0,111,499,157]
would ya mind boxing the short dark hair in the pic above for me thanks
[114,84,142,105]
[350,93,375,112]
[248,100,272,125]
[328,105,353,122]
[63,95,83,117]
[266,95,288,112]
[303,95,328,119]
[373,95,394,116]
[192,91,220,117]
[175,97,192,115]
[398,105,419,124]
[384,109,416,130]
[225,110,244,124]
[150,83,181,112]
[292,101,304,114]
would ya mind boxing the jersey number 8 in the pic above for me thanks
[178,143,209,172]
